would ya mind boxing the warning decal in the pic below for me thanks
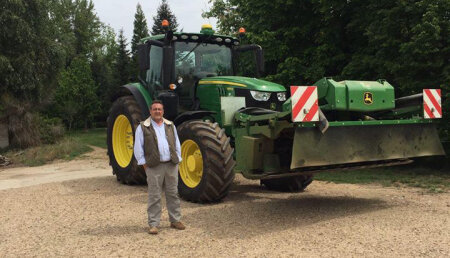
[423,89,442,119]
[290,86,319,122]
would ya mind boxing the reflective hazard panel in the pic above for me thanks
[290,86,319,122]
[423,89,442,119]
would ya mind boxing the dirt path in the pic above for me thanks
[0,149,449,257]
[0,147,110,190]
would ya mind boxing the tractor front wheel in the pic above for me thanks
[261,175,313,192]
[177,120,235,202]
[107,96,146,185]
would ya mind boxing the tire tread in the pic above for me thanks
[178,120,235,203]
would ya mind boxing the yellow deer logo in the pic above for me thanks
[364,92,373,105]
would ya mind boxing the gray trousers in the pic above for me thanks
[145,162,181,227]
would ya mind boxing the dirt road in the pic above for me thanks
[0,147,110,191]
[0,149,449,257]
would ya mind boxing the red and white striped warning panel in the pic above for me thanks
[290,86,319,122]
[423,89,442,119]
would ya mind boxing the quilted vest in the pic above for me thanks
[140,117,179,167]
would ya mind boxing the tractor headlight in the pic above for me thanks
[277,92,286,101]
[250,91,271,101]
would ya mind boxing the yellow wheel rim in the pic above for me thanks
[180,140,203,188]
[112,115,134,168]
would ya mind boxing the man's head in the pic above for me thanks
[150,100,164,123]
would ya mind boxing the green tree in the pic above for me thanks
[73,0,101,57]
[151,0,179,35]
[0,0,65,148]
[131,3,150,78]
[342,0,449,93]
[203,0,242,35]
[91,25,118,123]
[339,0,449,135]
[50,0,101,62]
[116,29,131,86]
[0,0,64,102]
[49,0,117,128]
[131,3,150,56]
[54,56,99,129]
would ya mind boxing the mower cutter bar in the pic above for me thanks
[260,159,413,180]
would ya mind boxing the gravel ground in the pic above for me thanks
[0,151,449,257]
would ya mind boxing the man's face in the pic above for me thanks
[150,103,164,122]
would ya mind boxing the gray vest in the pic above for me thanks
[140,117,179,167]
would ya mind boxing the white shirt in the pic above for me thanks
[133,118,182,165]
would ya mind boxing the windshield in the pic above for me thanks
[174,42,233,79]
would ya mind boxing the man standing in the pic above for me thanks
[134,100,185,234]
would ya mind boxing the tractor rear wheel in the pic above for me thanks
[107,96,146,185]
[177,120,235,202]
[261,175,313,192]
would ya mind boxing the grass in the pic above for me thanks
[67,128,107,149]
[315,166,450,193]
[5,138,93,166]
[2,128,107,167]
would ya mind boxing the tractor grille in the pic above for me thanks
[234,88,286,111]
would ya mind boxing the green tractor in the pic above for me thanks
[107,24,445,202]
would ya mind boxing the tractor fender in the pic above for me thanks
[173,111,216,126]
[112,84,151,118]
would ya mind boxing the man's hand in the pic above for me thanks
[143,164,148,170]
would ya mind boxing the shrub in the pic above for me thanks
[38,116,65,144]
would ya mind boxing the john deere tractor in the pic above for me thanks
[107,24,445,202]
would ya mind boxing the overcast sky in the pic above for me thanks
[91,0,217,42]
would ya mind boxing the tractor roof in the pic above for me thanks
[141,31,240,46]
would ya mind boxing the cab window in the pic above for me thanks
[146,46,163,89]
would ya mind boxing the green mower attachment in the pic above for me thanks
[290,122,444,170]
[231,78,445,178]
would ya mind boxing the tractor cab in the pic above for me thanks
[138,24,265,119]
[173,39,233,109]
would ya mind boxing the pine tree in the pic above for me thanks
[72,0,101,57]
[116,29,130,86]
[131,3,149,78]
[151,0,179,35]
[131,3,149,56]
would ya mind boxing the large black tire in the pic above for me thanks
[177,120,235,202]
[261,175,313,192]
[107,96,146,185]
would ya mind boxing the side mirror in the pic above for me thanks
[162,46,174,88]
[138,43,150,71]
[255,47,265,76]
[233,44,265,77]
[164,30,174,45]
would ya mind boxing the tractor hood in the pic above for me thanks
[198,76,286,92]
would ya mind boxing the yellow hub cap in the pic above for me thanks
[180,140,203,188]
[112,115,134,168]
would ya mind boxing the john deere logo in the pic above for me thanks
[364,92,373,105]
[270,102,277,110]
